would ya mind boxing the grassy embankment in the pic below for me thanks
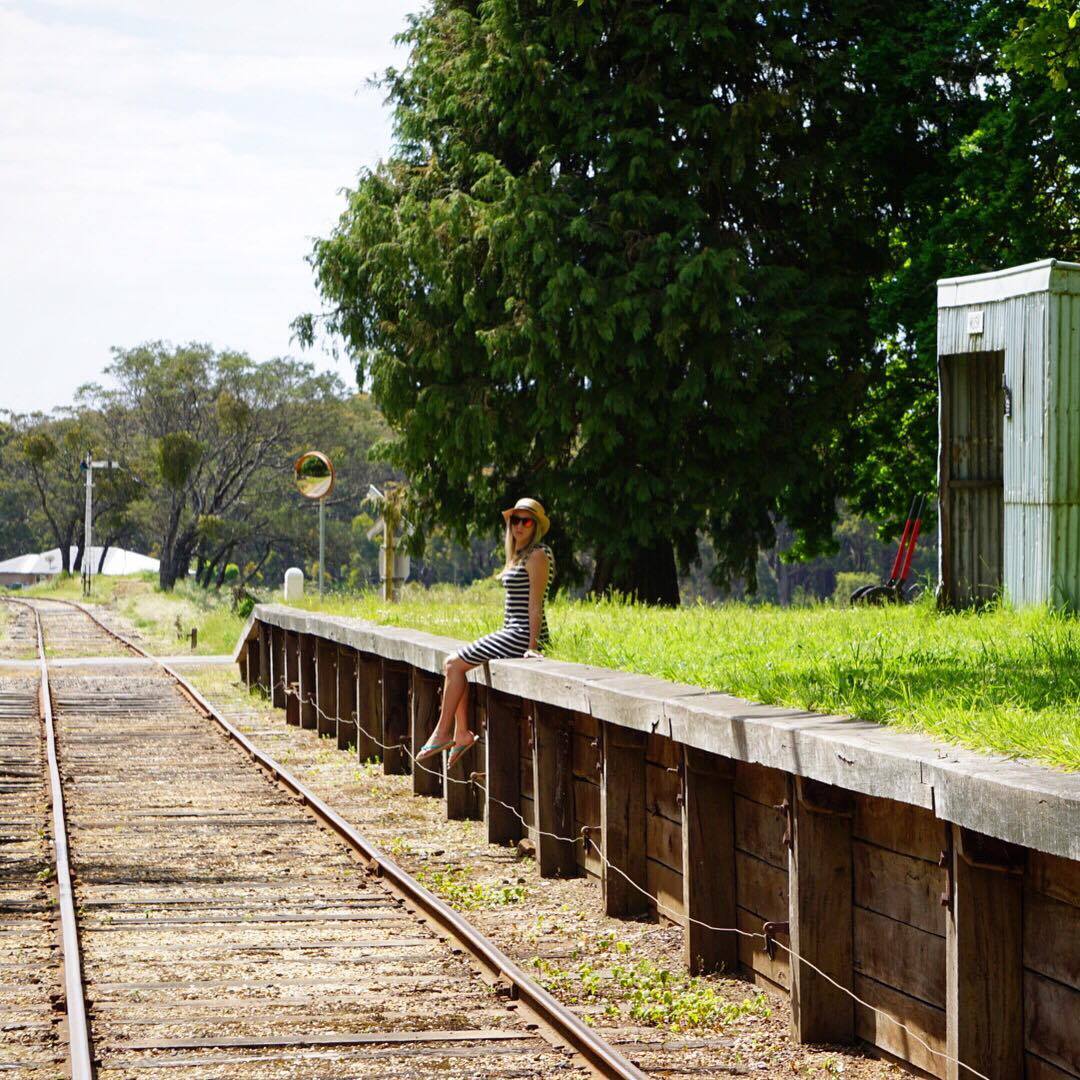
[7,573,1078,773]
[292,581,1080,773]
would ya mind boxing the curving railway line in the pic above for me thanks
[1,597,648,1080]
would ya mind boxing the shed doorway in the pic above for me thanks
[939,351,1005,607]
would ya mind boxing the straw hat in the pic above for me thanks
[502,497,550,538]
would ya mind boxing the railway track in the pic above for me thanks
[0,674,66,1077]
[0,597,648,1080]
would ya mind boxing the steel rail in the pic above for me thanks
[1,598,95,1079]
[65,599,649,1080]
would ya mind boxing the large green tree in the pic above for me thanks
[304,0,1077,599]
[301,0,904,603]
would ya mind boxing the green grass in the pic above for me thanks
[291,581,1080,773]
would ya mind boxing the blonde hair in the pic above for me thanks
[499,516,539,579]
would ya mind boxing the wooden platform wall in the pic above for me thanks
[248,616,1080,1080]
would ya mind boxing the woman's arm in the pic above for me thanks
[525,548,549,651]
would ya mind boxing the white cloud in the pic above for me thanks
[0,0,419,412]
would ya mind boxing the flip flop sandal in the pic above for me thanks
[446,734,478,772]
[415,737,454,763]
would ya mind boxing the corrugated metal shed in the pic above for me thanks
[937,259,1080,608]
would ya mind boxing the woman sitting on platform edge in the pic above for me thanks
[417,498,555,771]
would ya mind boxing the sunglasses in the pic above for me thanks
[509,515,535,528]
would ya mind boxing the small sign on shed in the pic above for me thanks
[937,258,1080,608]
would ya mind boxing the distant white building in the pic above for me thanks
[0,547,160,588]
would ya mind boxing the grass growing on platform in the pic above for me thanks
[292,583,1080,773]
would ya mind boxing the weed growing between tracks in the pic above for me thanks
[416,866,528,909]
[530,939,771,1032]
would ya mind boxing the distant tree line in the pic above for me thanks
[299,0,1078,605]
[0,342,928,605]
[1,343,401,592]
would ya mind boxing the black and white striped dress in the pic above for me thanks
[458,544,554,664]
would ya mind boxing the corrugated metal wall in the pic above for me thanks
[938,268,1080,609]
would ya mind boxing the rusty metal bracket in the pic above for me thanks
[762,920,789,961]
[590,736,603,777]
[666,759,685,809]
[776,777,795,851]
[938,826,954,911]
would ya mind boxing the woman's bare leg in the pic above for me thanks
[434,655,475,743]
[453,680,470,743]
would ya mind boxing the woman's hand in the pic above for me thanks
[523,648,543,660]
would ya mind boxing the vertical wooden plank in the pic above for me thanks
[270,625,285,709]
[683,746,737,975]
[600,722,647,918]
[789,776,855,1045]
[315,639,337,739]
[484,691,522,845]
[532,703,577,878]
[299,634,317,730]
[284,631,300,726]
[239,639,250,687]
[445,685,483,821]
[381,660,409,774]
[257,622,270,694]
[945,825,1024,1080]
[337,647,357,751]
[355,654,382,763]
[410,669,442,797]
[244,629,258,691]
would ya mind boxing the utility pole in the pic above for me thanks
[80,456,118,596]
[83,453,92,596]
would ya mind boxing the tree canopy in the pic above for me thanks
[301,0,1078,602]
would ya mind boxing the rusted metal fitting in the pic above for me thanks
[776,798,794,850]
[938,826,954,910]
[762,920,789,961]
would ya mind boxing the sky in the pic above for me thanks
[0,0,420,414]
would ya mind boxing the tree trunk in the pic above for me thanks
[590,538,680,606]
[213,547,234,590]
[97,541,113,575]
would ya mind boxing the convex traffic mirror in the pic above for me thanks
[294,451,335,500]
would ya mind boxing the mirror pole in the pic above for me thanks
[318,497,325,599]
